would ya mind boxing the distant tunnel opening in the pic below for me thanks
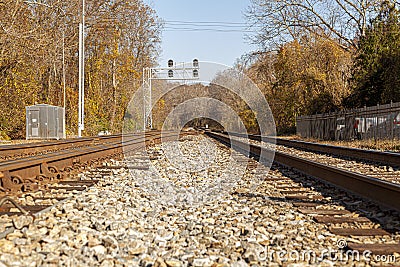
[183,118,224,132]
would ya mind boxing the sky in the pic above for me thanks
[145,0,256,67]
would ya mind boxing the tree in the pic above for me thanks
[0,0,162,138]
[346,0,400,107]
[0,0,48,138]
[246,34,352,134]
[246,0,382,50]
[84,0,162,134]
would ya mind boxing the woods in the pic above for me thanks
[2,0,400,138]
[0,0,161,138]
[245,0,400,134]
[346,0,400,107]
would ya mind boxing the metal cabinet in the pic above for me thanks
[26,104,65,140]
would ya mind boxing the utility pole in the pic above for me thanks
[62,30,66,138]
[143,59,200,130]
[78,0,85,137]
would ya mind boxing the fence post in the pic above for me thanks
[364,105,367,139]
[375,103,379,142]
[391,100,394,141]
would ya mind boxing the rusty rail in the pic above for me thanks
[0,132,149,159]
[226,132,400,167]
[206,131,400,212]
[0,131,181,194]
[0,138,94,158]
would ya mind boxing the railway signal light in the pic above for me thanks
[143,58,200,129]
[193,58,199,68]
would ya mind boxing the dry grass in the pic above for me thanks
[280,135,400,152]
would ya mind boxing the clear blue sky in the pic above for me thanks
[145,0,255,67]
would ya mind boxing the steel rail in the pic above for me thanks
[206,131,400,212]
[0,131,181,193]
[0,138,94,158]
[0,132,158,158]
[0,132,159,177]
[225,131,400,167]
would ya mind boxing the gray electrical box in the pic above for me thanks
[26,104,65,140]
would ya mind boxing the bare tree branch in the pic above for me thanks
[246,0,382,49]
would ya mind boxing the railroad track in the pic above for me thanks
[206,131,400,256]
[0,130,399,265]
[0,132,149,161]
[0,131,188,238]
[227,132,400,187]
[0,138,93,161]
[227,131,400,167]
[223,130,400,185]
[0,131,165,194]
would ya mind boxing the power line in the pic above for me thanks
[164,20,247,25]
[164,27,253,33]
[163,20,252,33]
[166,22,247,28]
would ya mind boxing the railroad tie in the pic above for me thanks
[275,186,303,189]
[126,165,150,170]
[264,177,291,181]
[50,180,97,191]
[313,215,372,224]
[346,243,400,255]
[280,189,309,194]
[48,186,87,191]
[98,165,128,169]
[59,180,98,186]
[330,228,390,236]
[297,208,350,215]
[292,202,324,207]
[285,195,325,201]
[32,197,66,201]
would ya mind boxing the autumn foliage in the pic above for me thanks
[244,36,352,134]
[0,0,161,138]
[245,0,400,134]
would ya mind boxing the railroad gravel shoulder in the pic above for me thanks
[0,135,398,266]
